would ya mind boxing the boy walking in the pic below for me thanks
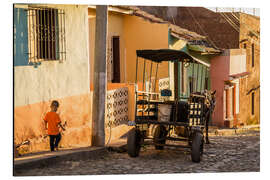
[44,100,65,151]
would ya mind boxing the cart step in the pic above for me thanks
[135,119,188,126]
[136,100,162,105]
[135,115,157,121]
[144,142,191,149]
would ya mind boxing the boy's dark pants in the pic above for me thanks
[49,133,61,151]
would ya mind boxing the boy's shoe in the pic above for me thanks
[55,147,59,151]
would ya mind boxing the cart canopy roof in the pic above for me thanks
[136,49,197,63]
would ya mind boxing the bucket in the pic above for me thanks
[158,104,172,122]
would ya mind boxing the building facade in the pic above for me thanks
[170,8,260,127]
[14,4,92,153]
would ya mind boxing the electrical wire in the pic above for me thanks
[186,8,218,49]
[220,12,240,32]
[219,11,260,46]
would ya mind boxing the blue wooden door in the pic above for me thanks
[14,8,29,66]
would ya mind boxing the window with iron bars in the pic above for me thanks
[27,7,66,63]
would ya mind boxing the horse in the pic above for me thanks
[202,90,216,144]
[189,90,216,144]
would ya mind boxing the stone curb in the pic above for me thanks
[208,125,260,136]
[14,147,106,175]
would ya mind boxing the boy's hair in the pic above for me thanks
[51,100,59,108]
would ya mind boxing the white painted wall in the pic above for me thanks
[230,54,246,76]
[14,4,90,107]
[233,79,240,114]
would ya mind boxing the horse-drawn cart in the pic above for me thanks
[127,49,215,162]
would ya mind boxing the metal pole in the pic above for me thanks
[148,62,153,116]
[154,63,159,93]
[192,63,194,93]
[196,64,199,92]
[135,56,138,84]
[142,59,146,92]
[92,5,108,147]
[149,62,153,92]
[200,65,204,92]
[142,59,146,116]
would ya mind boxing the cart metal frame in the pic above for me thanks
[127,49,210,162]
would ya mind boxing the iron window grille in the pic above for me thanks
[251,92,255,115]
[251,43,255,67]
[27,7,66,63]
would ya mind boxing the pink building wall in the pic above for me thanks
[210,50,230,127]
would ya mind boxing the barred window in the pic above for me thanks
[27,7,66,63]
[251,43,254,67]
[251,92,255,115]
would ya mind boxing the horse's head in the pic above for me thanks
[203,90,216,109]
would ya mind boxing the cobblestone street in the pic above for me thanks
[15,131,260,176]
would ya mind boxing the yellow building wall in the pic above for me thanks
[88,9,126,84]
[14,4,91,153]
[239,14,260,125]
[89,9,169,85]
[123,15,169,84]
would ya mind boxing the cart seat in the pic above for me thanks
[169,101,189,123]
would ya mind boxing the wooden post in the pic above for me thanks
[92,5,108,146]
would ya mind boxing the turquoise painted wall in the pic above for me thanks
[168,34,210,100]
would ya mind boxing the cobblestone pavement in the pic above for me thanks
[15,131,260,176]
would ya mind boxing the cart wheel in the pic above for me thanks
[154,125,167,150]
[127,128,141,157]
[191,132,204,163]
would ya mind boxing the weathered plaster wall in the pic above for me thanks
[14,4,90,107]
[239,13,260,125]
[14,4,91,153]
[229,49,246,76]
[210,51,230,127]
[15,94,92,152]
[123,15,169,83]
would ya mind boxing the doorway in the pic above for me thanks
[112,36,120,83]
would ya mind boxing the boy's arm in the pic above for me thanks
[59,123,66,131]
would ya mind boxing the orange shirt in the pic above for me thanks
[44,112,61,135]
